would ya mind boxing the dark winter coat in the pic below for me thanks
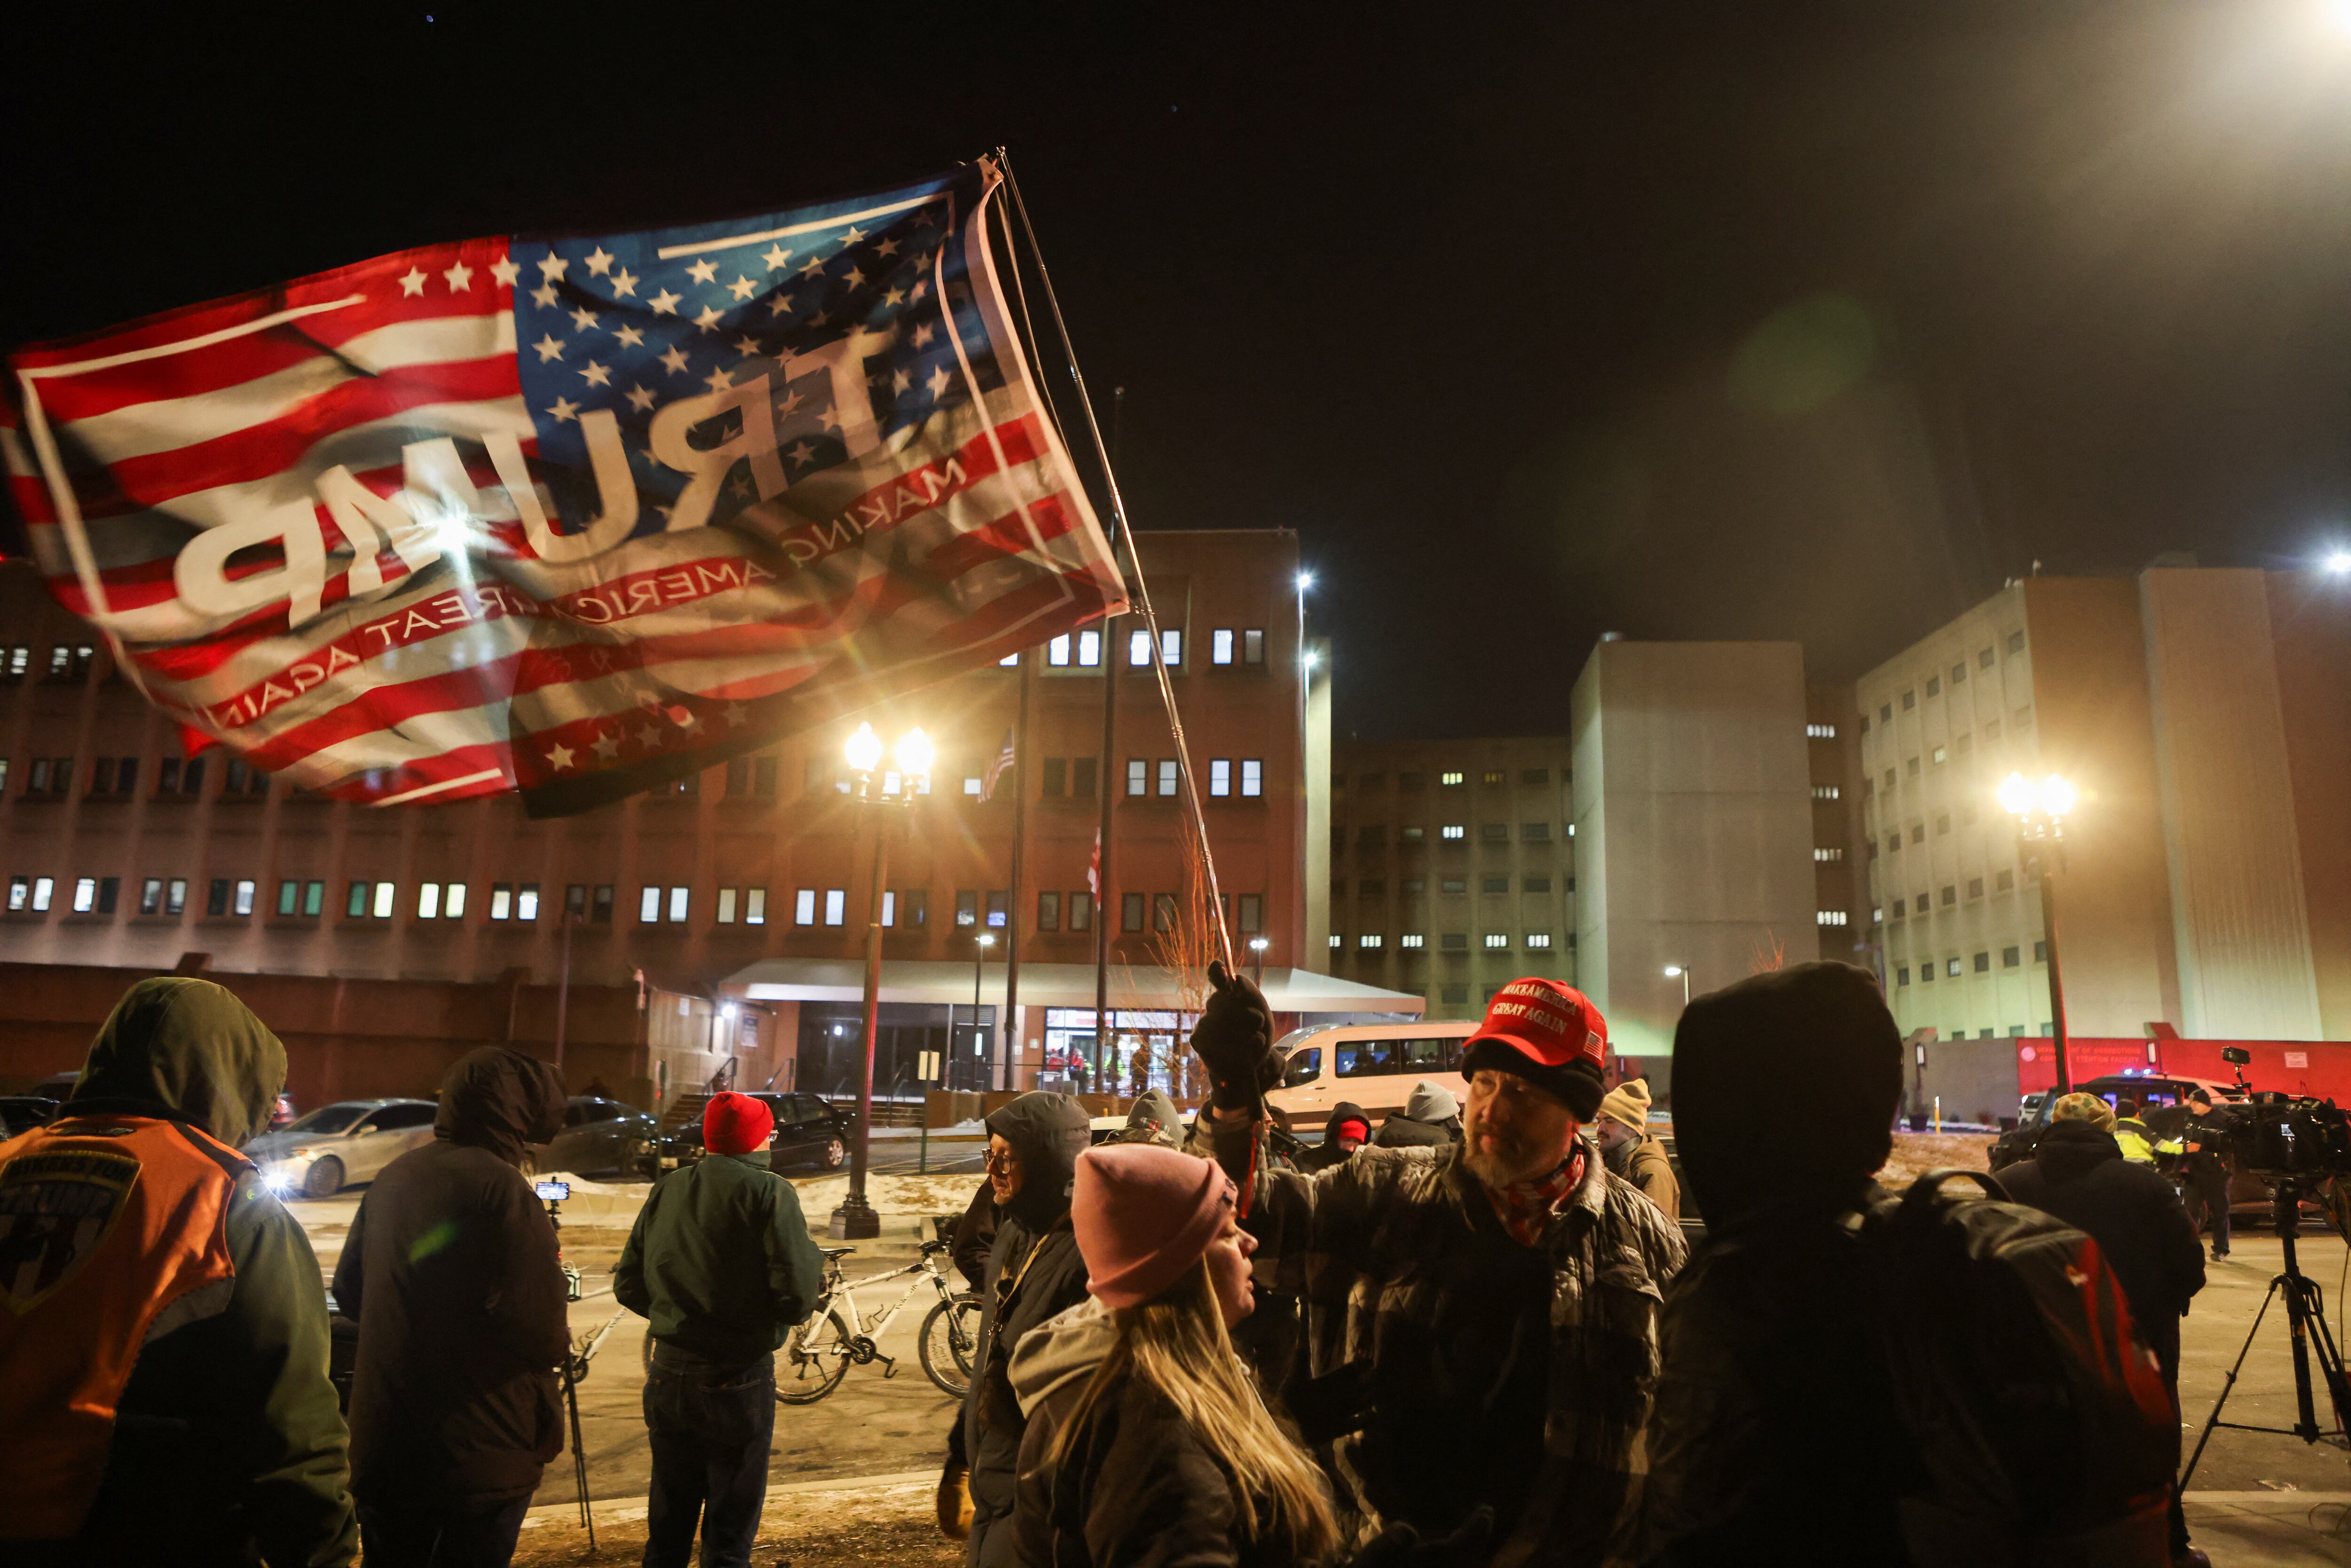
[1207,1118,1686,1567]
[950,1179,998,1292]
[44,978,358,1567]
[332,1048,570,1512]
[1010,1299,1301,1568]
[614,1149,825,1365]
[948,1092,1093,1568]
[1996,1119,2205,1377]
[1294,1100,1372,1174]
[1374,1082,1463,1150]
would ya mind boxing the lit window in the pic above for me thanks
[1946,957,1962,977]
[746,889,767,925]
[1121,628,1148,666]
[1441,771,1464,786]
[418,883,442,920]
[963,775,982,796]
[444,883,466,918]
[1441,824,1465,841]
[1000,653,1020,667]
[1212,629,1235,665]
[1329,933,1342,949]
[1161,629,1182,664]
[1806,723,1837,739]
[1359,934,1383,949]
[1483,771,1503,786]
[491,884,514,920]
[1241,759,1262,797]
[824,888,846,925]
[72,877,95,913]
[799,888,820,925]
[1210,759,1231,797]
[516,885,540,921]
[1816,910,1848,927]
[717,888,738,923]
[1483,932,1508,950]
[661,886,685,922]
[1815,847,1844,862]
[1157,760,1178,797]
[1526,932,1553,950]
[640,886,661,922]
[1813,784,1839,800]
[1931,746,1947,765]
[1048,635,1072,666]
[1077,629,1100,666]
[1126,758,1146,796]
[32,877,55,913]
[1400,933,1425,948]
[278,880,300,916]
[371,882,395,919]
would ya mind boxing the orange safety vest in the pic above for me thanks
[0,1113,245,1540]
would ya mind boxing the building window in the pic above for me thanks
[1047,634,1073,667]
[1479,822,1508,843]
[1441,824,1465,841]
[1926,675,1941,698]
[1441,932,1467,950]
[1072,756,1097,798]
[1441,771,1464,786]
[954,890,976,927]
[640,886,662,922]
[1945,957,1963,977]
[1241,628,1264,664]
[1210,758,1231,797]
[1815,847,1844,862]
[1897,966,1910,986]
[2002,946,2020,968]
[1037,890,1061,931]
[1042,757,1067,797]
[2034,939,2049,962]
[1934,812,1950,835]
[72,877,96,914]
[1241,758,1262,797]
[1526,932,1553,950]
[1905,757,1921,778]
[0,645,24,679]
[1157,760,1178,797]
[1524,876,1553,893]
[1400,932,1425,948]
[822,888,844,926]
[347,882,372,919]
[417,883,442,920]
[1879,703,1893,722]
[1439,983,1468,1004]
[1479,875,1509,893]
[1126,758,1147,796]
[717,888,738,923]
[1152,893,1176,933]
[1996,869,2015,892]
[32,877,55,912]
[1360,934,1383,949]
[2013,705,2033,729]
[1212,629,1235,665]
[1329,933,1343,950]
[1886,835,1901,856]
[1919,960,1934,984]
[987,890,1008,928]
[1478,770,1501,786]
[1400,826,1425,843]
[511,885,537,921]
[963,772,983,797]
[1816,910,1848,927]
[1522,821,1550,841]
[1483,932,1508,950]
[487,883,513,920]
[1973,951,1991,973]
[1966,877,1983,898]
[1901,690,1916,710]
[1068,891,1092,931]
[1908,824,1924,845]
[1881,768,1896,790]
[1950,662,1967,685]
[1931,746,1947,766]
[1806,723,1837,739]
[1127,628,1152,667]
[2006,630,2025,654]
[1980,646,1996,669]
[1939,885,1957,906]
[1122,892,1146,932]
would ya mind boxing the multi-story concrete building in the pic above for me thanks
[1854,567,2351,1046]
[1570,640,1859,1067]
[1325,736,1578,1021]
[0,530,1402,1104]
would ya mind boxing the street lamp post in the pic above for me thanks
[1663,964,1691,1009]
[1249,935,1270,986]
[970,932,995,1091]
[1999,771,2078,1098]
[829,721,933,1242]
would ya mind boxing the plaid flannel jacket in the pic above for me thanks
[1210,1119,1688,1568]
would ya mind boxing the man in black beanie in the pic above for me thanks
[1638,961,1921,1566]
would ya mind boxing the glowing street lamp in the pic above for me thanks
[1249,934,1270,984]
[2001,770,2077,1096]
[830,721,932,1240]
[2326,551,2351,576]
[1663,964,1691,1008]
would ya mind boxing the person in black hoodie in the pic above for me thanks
[1294,1101,1371,1173]
[333,1048,569,1568]
[936,1091,1092,1567]
[1998,1091,2205,1563]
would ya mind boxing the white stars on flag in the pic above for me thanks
[592,733,622,762]
[685,257,719,284]
[798,255,827,280]
[733,333,762,357]
[546,396,581,423]
[614,324,645,349]
[399,267,427,297]
[569,305,600,333]
[490,256,521,287]
[766,294,795,318]
[531,284,560,309]
[580,360,612,388]
[537,254,570,283]
[545,742,578,772]
[704,367,735,393]
[609,267,639,299]
[533,334,566,363]
[761,243,793,270]
[649,289,681,315]
[584,247,615,276]
[727,275,757,301]
[626,385,655,412]
[659,344,691,376]
[692,304,724,333]
[927,365,952,398]
[443,261,474,292]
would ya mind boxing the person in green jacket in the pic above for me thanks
[615,1091,825,1568]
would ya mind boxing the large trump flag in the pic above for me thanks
[2,159,1126,815]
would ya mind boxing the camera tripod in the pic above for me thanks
[2181,1179,2351,1487]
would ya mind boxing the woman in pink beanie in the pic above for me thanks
[1008,1143,1337,1567]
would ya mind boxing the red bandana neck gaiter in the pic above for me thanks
[1484,1142,1586,1248]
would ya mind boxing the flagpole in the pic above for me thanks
[1000,158,1234,972]
[1094,391,1123,1097]
[1004,654,1033,1093]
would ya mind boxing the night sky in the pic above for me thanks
[10,2,2351,740]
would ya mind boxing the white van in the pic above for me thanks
[1263,1021,1477,1134]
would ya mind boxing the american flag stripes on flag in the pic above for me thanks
[2,160,1126,816]
[981,726,1016,802]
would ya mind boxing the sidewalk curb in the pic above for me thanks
[521,1468,939,1529]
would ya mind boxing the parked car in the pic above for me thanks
[29,1071,80,1102]
[246,1098,439,1199]
[270,1092,297,1131]
[529,1095,656,1177]
[1263,1021,1477,1134]
[0,1097,56,1137]
[652,1091,852,1174]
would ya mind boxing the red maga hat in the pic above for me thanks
[1461,977,1609,1118]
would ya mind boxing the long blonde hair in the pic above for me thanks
[1049,1262,1340,1561]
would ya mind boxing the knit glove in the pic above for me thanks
[936,1458,973,1540]
[1190,960,1274,1112]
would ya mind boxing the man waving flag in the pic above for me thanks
[2,159,1125,815]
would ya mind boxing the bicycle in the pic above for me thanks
[779,1237,983,1404]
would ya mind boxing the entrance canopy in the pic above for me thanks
[722,959,1425,1018]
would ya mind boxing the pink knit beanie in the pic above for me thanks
[1071,1143,1236,1309]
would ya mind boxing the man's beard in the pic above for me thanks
[1463,1131,1555,1188]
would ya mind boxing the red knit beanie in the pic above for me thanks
[704,1091,774,1156]
[1071,1144,1235,1309]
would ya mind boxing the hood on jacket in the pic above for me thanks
[1672,961,1902,1229]
[1402,1080,1460,1123]
[2033,1117,2124,1183]
[1325,1101,1373,1146]
[434,1047,567,1166]
[1010,1296,1118,1418]
[1106,1088,1184,1150]
[68,977,285,1147]
[985,1091,1091,1228]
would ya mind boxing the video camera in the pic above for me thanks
[2214,1047,2351,1183]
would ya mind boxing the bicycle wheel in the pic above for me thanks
[778,1306,856,1405]
[918,1292,984,1398]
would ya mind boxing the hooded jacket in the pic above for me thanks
[1105,1088,1184,1150]
[948,1091,1092,1568]
[1373,1081,1462,1149]
[1997,1118,2205,1377]
[1296,1101,1372,1172]
[1009,1298,1299,1568]
[0,977,358,1567]
[333,1047,570,1512]
[614,1143,825,1365]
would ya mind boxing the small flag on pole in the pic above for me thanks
[1087,827,1102,900]
[982,727,1016,802]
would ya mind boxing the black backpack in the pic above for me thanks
[1863,1169,2176,1568]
